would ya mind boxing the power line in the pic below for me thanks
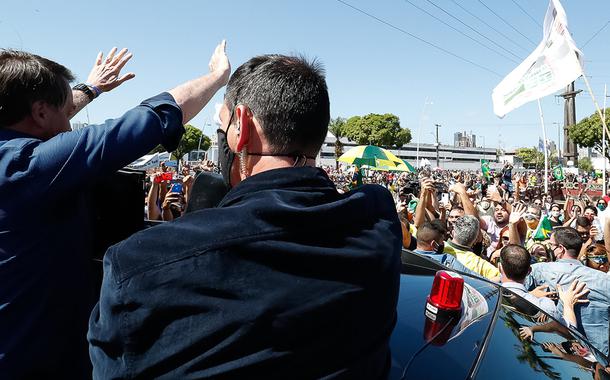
[334,0,503,77]
[476,0,538,46]
[424,0,523,61]
[403,0,519,64]
[449,0,530,54]
[510,0,542,28]
[582,20,610,48]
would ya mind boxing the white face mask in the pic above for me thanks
[550,211,560,218]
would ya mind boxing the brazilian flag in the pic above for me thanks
[552,165,564,180]
[481,159,491,183]
[533,216,553,240]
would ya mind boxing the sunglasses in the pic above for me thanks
[588,256,608,265]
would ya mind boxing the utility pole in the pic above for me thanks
[559,82,582,165]
[435,123,441,168]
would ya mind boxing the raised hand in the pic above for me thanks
[509,202,527,224]
[449,182,466,194]
[208,40,230,86]
[86,47,135,93]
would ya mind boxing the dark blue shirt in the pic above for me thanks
[89,167,402,379]
[0,93,184,379]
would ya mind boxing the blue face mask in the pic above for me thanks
[598,204,606,211]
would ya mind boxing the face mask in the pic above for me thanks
[598,205,606,211]
[431,240,444,254]
[550,211,560,218]
[472,241,484,256]
[217,127,235,189]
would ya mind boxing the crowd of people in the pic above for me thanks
[141,144,610,367]
[1,36,610,379]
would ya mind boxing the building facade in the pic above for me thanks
[318,132,497,170]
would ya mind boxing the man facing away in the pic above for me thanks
[528,227,610,356]
[0,41,230,378]
[499,244,559,319]
[89,54,403,379]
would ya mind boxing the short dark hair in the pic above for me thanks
[500,245,531,282]
[575,216,592,228]
[416,220,447,243]
[584,205,598,216]
[0,50,74,126]
[224,54,329,156]
[553,227,583,258]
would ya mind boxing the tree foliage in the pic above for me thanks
[515,147,559,169]
[149,124,211,161]
[578,157,594,173]
[328,117,346,168]
[568,108,610,160]
[343,113,411,148]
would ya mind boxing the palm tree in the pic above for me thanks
[328,117,346,169]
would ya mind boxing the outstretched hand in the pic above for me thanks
[509,203,527,224]
[208,40,231,86]
[86,47,135,93]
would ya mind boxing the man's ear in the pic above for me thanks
[30,100,51,129]
[234,105,251,152]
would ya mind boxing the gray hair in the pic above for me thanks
[452,215,480,247]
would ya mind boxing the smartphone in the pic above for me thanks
[170,183,183,194]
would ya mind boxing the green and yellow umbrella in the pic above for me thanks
[365,158,416,172]
[338,145,404,168]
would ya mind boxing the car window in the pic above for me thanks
[474,289,610,379]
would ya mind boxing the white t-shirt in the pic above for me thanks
[482,215,504,257]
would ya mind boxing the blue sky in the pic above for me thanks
[3,0,609,150]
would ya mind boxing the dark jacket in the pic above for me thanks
[0,93,184,379]
[89,166,402,379]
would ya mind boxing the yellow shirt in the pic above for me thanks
[443,241,500,280]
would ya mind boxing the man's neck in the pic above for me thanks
[247,155,316,177]
[448,240,471,251]
[500,278,523,285]
[4,121,40,139]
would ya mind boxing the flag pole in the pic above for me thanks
[580,73,610,148]
[602,85,608,196]
[537,99,549,194]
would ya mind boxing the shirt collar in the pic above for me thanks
[501,281,526,291]
[446,240,472,252]
[219,166,337,207]
[0,128,38,141]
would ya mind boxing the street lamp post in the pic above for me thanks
[434,124,441,168]
[416,98,433,168]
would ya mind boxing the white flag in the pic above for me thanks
[492,0,583,118]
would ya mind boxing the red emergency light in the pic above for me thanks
[426,270,464,312]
